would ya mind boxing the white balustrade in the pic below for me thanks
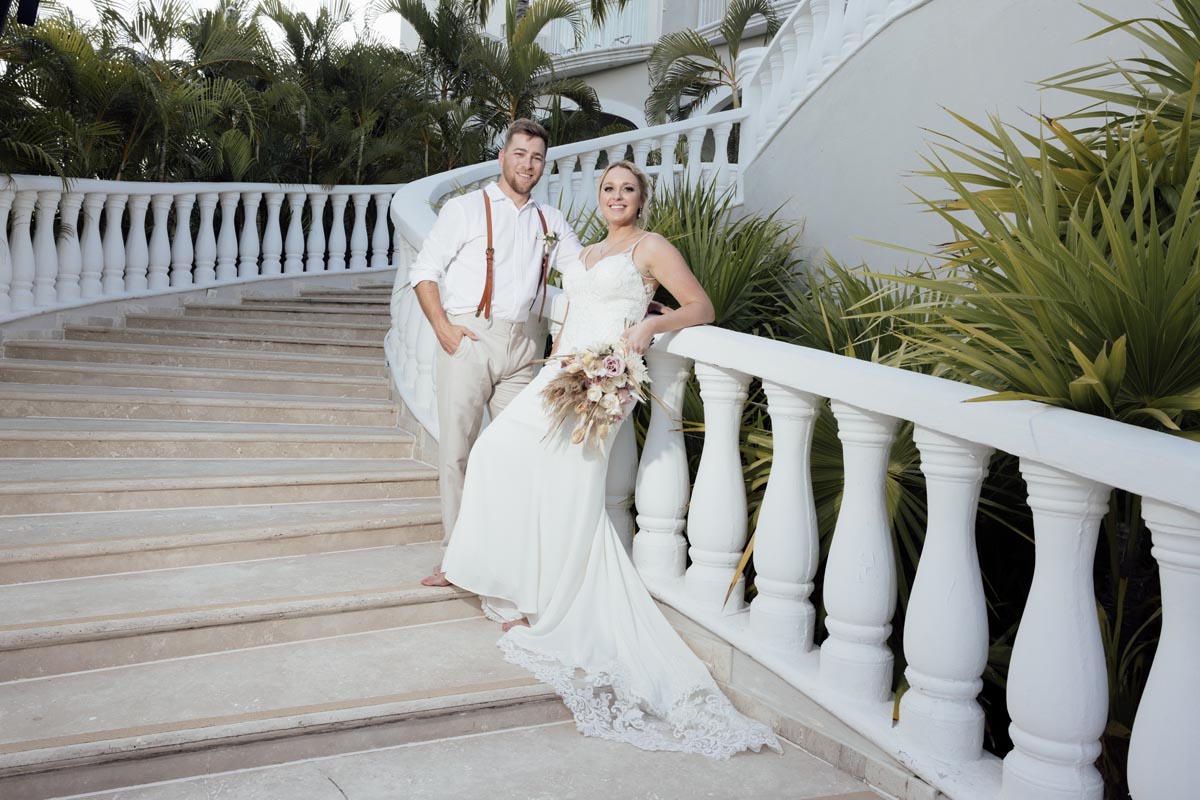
[123,194,151,292]
[327,194,348,271]
[193,193,219,284]
[306,192,328,272]
[238,192,262,278]
[170,194,196,287]
[284,192,306,274]
[216,192,239,281]
[34,190,61,306]
[371,193,392,269]
[79,193,104,298]
[148,195,173,290]
[10,190,37,311]
[101,193,128,295]
[349,193,369,271]
[262,192,285,275]
[56,192,83,303]
[0,189,14,313]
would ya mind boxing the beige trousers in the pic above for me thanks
[435,313,540,553]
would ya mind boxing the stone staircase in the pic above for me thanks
[0,281,884,800]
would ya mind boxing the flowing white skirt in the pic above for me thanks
[442,365,781,759]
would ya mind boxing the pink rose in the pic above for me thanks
[602,354,625,377]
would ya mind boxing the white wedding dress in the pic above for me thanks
[441,244,781,759]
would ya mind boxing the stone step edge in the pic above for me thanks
[0,384,395,410]
[3,339,385,367]
[0,679,553,778]
[0,504,440,565]
[65,326,385,350]
[0,583,470,652]
[122,314,391,331]
[0,360,388,387]
[0,422,413,443]
[184,303,390,314]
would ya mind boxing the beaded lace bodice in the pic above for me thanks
[557,249,656,353]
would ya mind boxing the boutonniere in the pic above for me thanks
[540,232,560,257]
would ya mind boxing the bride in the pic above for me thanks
[441,160,781,759]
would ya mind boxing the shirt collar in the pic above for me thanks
[485,181,538,213]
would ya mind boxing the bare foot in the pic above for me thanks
[500,618,531,632]
[420,569,451,587]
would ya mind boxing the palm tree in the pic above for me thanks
[645,0,780,122]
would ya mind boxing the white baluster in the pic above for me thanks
[631,141,652,171]
[238,191,262,277]
[349,193,369,270]
[371,192,391,268]
[170,193,196,287]
[33,190,61,306]
[1128,500,1200,800]
[899,428,992,760]
[261,192,285,275]
[606,422,638,556]
[284,192,306,274]
[556,156,578,212]
[819,402,898,701]
[326,193,348,271]
[193,193,218,284]
[822,0,846,70]
[8,190,35,311]
[807,0,832,88]
[147,195,173,290]
[78,193,104,298]
[685,363,751,610]
[712,122,734,196]
[633,350,694,579]
[864,0,888,36]
[658,133,680,196]
[843,0,866,49]
[767,48,786,127]
[0,188,14,313]
[684,129,705,188]
[756,64,777,149]
[791,13,815,103]
[123,194,151,292]
[101,193,128,295]
[216,191,239,281]
[306,192,328,271]
[533,167,551,206]
[577,151,600,212]
[1001,462,1109,800]
[750,384,821,650]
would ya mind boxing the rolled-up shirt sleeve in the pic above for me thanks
[409,199,464,288]
[549,215,584,273]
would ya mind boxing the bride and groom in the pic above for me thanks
[408,119,780,758]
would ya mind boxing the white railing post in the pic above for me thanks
[736,49,766,157]
[684,130,705,188]
[284,192,306,274]
[306,192,328,272]
[371,192,392,268]
[1001,461,1109,800]
[750,383,821,650]
[821,0,846,70]
[712,122,734,196]
[556,155,578,212]
[123,194,151,292]
[607,422,638,555]
[819,402,898,701]
[843,0,866,49]
[349,193,370,270]
[194,192,219,284]
[170,193,196,288]
[899,427,992,760]
[327,193,348,270]
[216,191,239,281]
[633,351,694,578]
[807,0,832,88]
[148,194,173,290]
[10,190,38,310]
[101,193,128,295]
[33,190,61,306]
[0,188,14,313]
[238,191,262,278]
[79,193,104,298]
[685,363,752,610]
[631,141,652,171]
[1128,500,1200,800]
[791,12,815,103]
[261,192,285,275]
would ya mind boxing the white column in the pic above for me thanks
[261,192,285,275]
[633,351,694,578]
[606,422,638,556]
[1128,501,1200,800]
[790,13,816,103]
[631,141,652,171]
[349,193,369,270]
[711,122,734,196]
[735,48,765,156]
[306,192,328,272]
[556,155,578,212]
[147,194,173,290]
[33,190,62,306]
[54,191,82,304]
[0,188,14,313]
[843,0,866,49]
[215,191,239,281]
[8,190,35,311]
[577,151,600,212]
[807,0,831,88]
[658,133,680,196]
[685,363,751,611]
[170,193,196,287]
[78,193,104,298]
[1001,461,1109,800]
[821,0,846,70]
[765,48,786,130]
[284,192,306,274]
[123,194,151,292]
[819,402,899,701]
[370,192,391,268]
[756,66,776,148]
[684,129,706,188]
[101,193,128,295]
[899,428,992,760]
[327,193,349,270]
[193,193,218,284]
[750,384,821,650]
[237,191,262,278]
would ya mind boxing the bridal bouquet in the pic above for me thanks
[540,340,651,448]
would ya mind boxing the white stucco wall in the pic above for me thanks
[744,0,1167,273]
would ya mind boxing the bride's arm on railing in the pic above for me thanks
[620,233,715,354]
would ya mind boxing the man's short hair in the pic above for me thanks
[503,119,549,151]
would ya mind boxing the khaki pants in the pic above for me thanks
[435,313,540,553]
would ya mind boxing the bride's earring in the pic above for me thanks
[636,207,642,219]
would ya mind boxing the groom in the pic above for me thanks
[410,119,583,588]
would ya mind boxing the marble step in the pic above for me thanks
[0,541,466,680]
[299,285,392,296]
[0,418,413,459]
[63,722,879,800]
[123,314,389,343]
[0,384,397,426]
[0,360,391,399]
[0,458,438,514]
[275,291,390,304]
[0,340,387,377]
[0,617,563,800]
[183,303,390,323]
[0,497,441,584]
[65,325,385,356]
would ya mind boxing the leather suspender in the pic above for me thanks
[475,190,551,321]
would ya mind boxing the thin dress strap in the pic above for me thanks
[627,232,656,286]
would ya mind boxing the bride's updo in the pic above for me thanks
[597,159,652,226]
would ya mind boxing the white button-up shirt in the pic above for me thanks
[408,182,583,322]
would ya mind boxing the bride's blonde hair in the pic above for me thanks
[596,160,652,226]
